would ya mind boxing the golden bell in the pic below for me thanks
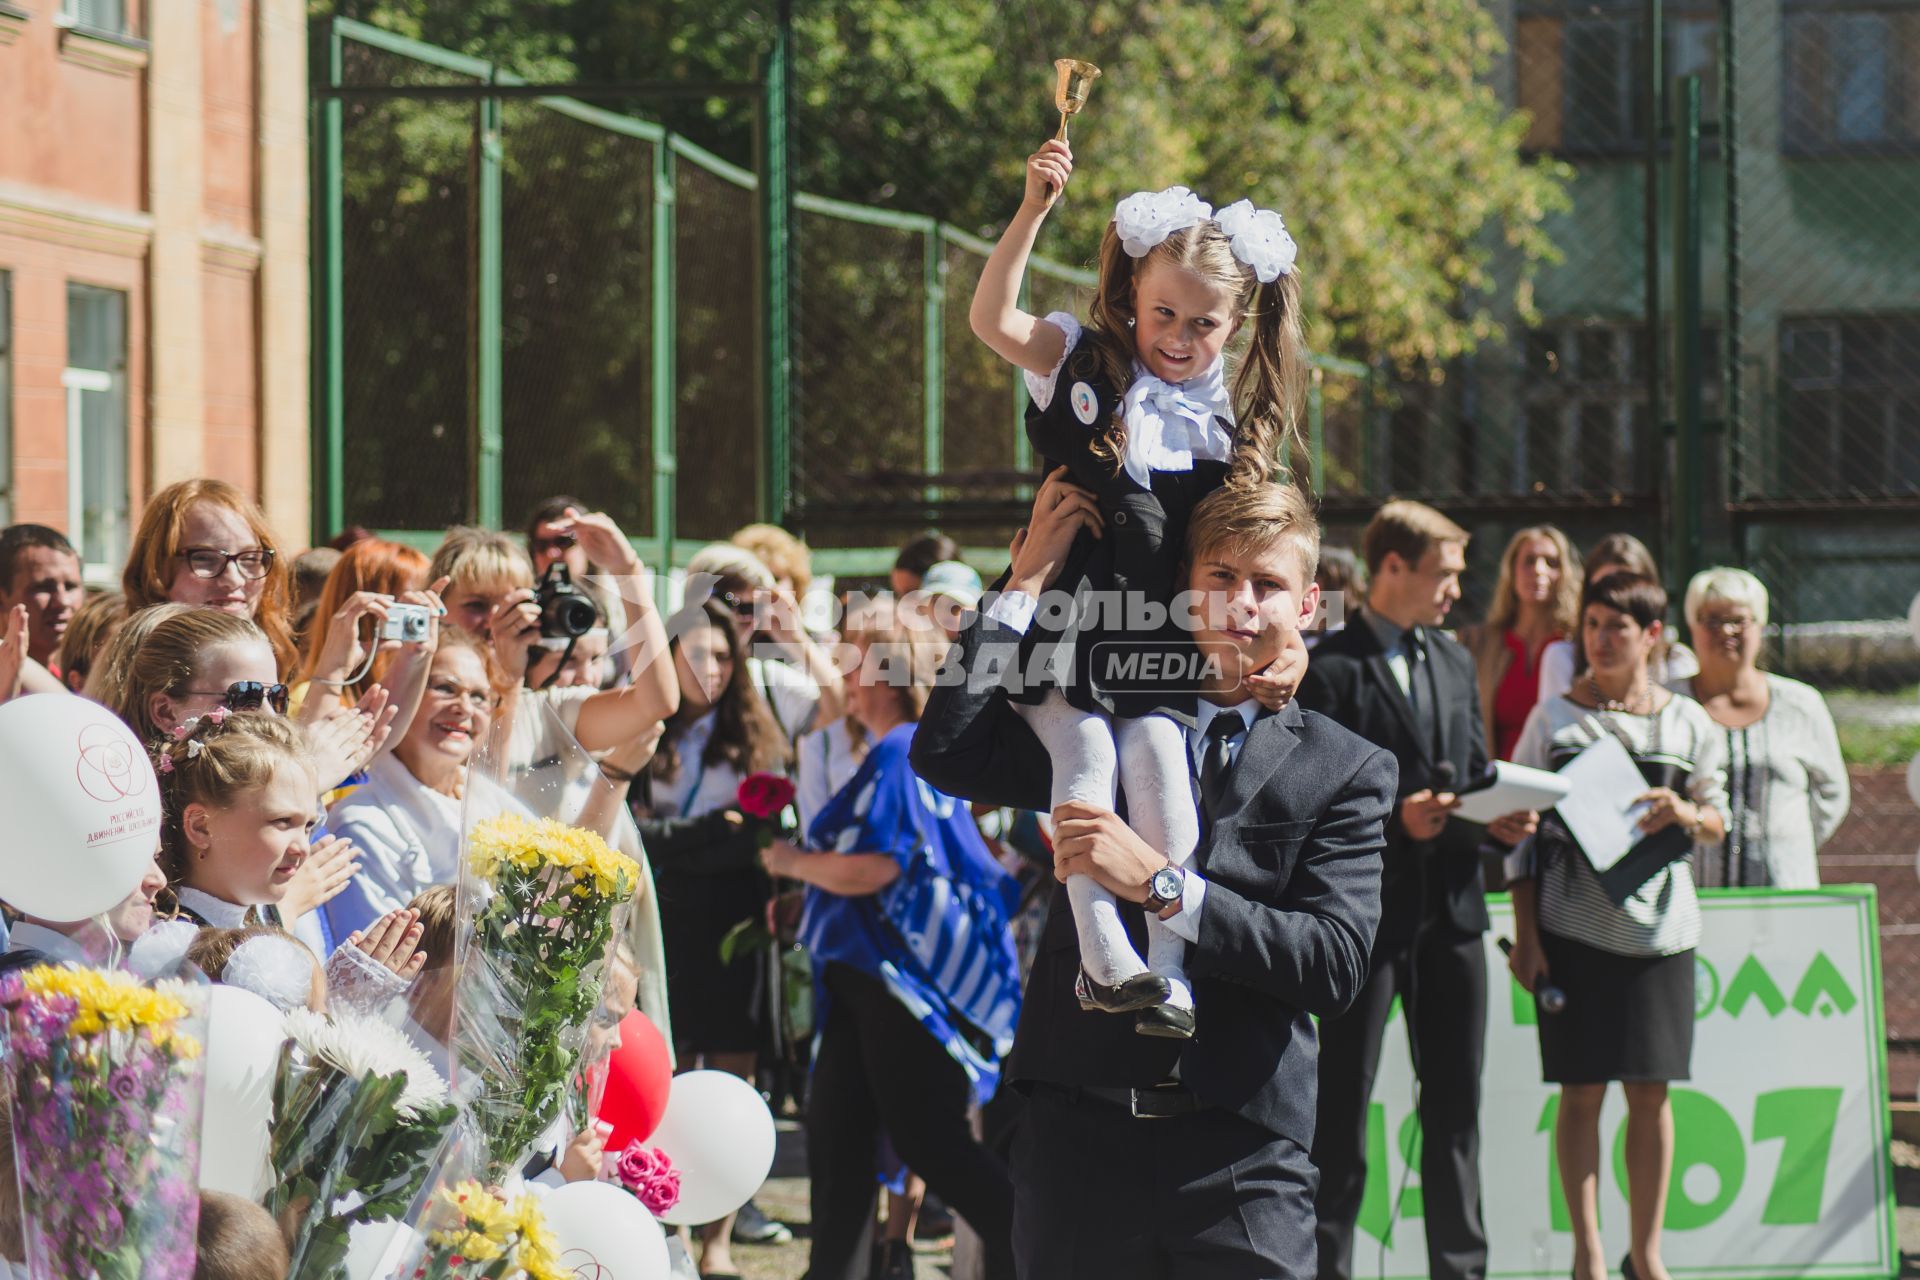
[1052,58,1102,142]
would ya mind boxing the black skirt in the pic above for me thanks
[656,866,768,1056]
[1536,931,1695,1084]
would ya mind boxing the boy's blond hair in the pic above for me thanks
[429,526,534,600]
[1186,482,1322,584]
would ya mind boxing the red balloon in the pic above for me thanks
[595,1012,673,1148]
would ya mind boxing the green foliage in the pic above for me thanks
[321,0,1566,372]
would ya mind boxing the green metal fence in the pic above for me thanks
[310,16,1375,574]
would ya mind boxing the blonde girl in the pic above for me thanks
[968,137,1310,1036]
[151,711,423,1003]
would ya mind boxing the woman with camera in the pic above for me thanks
[1502,573,1728,1280]
[290,536,447,747]
[427,512,678,770]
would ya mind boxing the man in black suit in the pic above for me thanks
[911,472,1396,1280]
[1297,500,1490,1280]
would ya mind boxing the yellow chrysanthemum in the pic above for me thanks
[465,813,638,900]
[20,967,193,1043]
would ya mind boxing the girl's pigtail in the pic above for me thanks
[1085,224,1145,472]
[1228,270,1308,490]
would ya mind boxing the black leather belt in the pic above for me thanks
[1037,1081,1202,1119]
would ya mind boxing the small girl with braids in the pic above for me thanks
[152,711,426,1010]
[968,137,1312,1037]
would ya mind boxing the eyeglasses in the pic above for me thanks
[427,679,495,712]
[180,546,275,580]
[530,531,578,555]
[717,590,757,618]
[187,681,291,714]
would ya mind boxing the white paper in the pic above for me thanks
[1551,733,1652,872]
[1453,761,1573,824]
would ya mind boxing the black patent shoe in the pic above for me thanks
[1075,967,1173,1013]
[1134,1003,1196,1039]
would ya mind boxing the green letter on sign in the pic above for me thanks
[1752,1088,1842,1224]
[1614,1089,1744,1230]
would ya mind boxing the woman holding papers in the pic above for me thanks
[1502,572,1727,1280]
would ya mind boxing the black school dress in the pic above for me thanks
[1015,316,1231,722]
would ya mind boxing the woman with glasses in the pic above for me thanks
[1672,567,1849,888]
[323,630,531,937]
[122,479,298,675]
[682,541,843,748]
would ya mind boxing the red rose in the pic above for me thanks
[736,772,796,820]
[615,1142,681,1216]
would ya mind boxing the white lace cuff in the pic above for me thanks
[985,590,1039,635]
[324,942,413,1023]
[1022,311,1083,410]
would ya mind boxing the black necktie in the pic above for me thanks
[1200,712,1242,815]
[1404,628,1435,736]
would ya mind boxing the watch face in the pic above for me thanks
[1151,868,1181,903]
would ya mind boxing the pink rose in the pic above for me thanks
[614,1143,680,1216]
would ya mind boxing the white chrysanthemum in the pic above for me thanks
[284,1007,452,1118]
[1112,186,1213,259]
[1213,199,1297,282]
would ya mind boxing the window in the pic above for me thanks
[65,284,129,572]
[1783,4,1920,154]
[58,0,133,38]
[1515,3,1718,156]
[1778,314,1920,494]
[1514,320,1721,495]
[0,272,10,529]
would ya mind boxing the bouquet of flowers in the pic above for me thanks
[454,811,639,1177]
[403,1179,566,1280]
[267,1008,459,1280]
[609,1141,680,1217]
[1,965,207,1280]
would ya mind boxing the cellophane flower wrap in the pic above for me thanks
[266,1008,459,1280]
[1,965,208,1280]
[401,1179,567,1280]
[455,811,637,1175]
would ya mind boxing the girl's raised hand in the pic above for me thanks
[346,908,427,980]
[280,834,360,922]
[1023,139,1074,214]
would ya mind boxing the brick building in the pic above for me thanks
[0,0,308,577]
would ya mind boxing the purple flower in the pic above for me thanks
[108,1067,141,1102]
[614,1143,681,1216]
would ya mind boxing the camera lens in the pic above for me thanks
[542,593,598,639]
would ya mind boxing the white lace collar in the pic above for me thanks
[1119,357,1235,488]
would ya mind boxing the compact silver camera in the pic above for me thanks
[381,602,433,644]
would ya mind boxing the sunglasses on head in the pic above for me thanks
[199,681,291,714]
[717,590,758,617]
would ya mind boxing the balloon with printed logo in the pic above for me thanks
[539,1180,669,1279]
[595,1011,673,1148]
[0,695,162,919]
[198,985,288,1199]
[648,1069,777,1226]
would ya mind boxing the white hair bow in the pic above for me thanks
[1213,199,1297,282]
[1112,186,1214,258]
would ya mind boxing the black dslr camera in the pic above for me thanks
[536,562,599,639]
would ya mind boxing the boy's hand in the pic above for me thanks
[1023,139,1073,214]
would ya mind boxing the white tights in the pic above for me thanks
[1014,690,1199,1011]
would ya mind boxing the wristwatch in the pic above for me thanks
[1144,864,1186,914]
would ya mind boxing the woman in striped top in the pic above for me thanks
[1502,573,1727,1280]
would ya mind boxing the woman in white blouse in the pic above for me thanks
[1673,567,1849,888]
[1535,533,1698,707]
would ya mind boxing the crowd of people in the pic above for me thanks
[0,133,1861,1280]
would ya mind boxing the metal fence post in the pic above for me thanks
[312,18,345,543]
[1307,365,1325,493]
[923,226,944,511]
[1643,0,1664,548]
[756,0,793,527]
[1670,75,1704,594]
[1719,0,1743,504]
[474,87,504,527]
[653,136,678,581]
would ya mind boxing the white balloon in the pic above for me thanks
[0,695,162,920]
[648,1070,776,1227]
[198,985,287,1200]
[1908,590,1920,646]
[540,1179,670,1280]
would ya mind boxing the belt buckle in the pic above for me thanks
[1128,1087,1167,1120]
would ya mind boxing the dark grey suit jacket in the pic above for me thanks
[910,612,1395,1146]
